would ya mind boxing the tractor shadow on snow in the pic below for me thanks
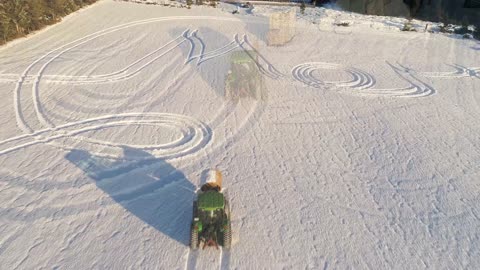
[169,26,267,102]
[65,146,195,245]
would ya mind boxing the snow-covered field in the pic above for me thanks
[1,0,479,269]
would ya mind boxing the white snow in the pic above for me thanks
[0,0,479,269]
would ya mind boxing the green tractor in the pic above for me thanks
[190,170,232,250]
[225,50,266,103]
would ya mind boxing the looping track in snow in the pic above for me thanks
[291,61,436,98]
[4,16,274,160]
[292,62,375,90]
[11,16,242,135]
[0,113,212,159]
[412,64,480,79]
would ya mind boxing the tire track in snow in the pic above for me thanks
[42,45,187,124]
[1,17,267,267]
[292,61,435,97]
[0,31,244,84]
[11,16,241,133]
[8,43,262,163]
[184,30,252,67]
[1,20,266,249]
[411,64,480,79]
[28,30,190,129]
[352,62,436,98]
[184,29,200,65]
[185,30,284,79]
[184,250,198,270]
[44,54,242,160]
[196,34,242,65]
[219,248,231,270]
[184,247,230,270]
[235,35,284,79]
[12,29,265,149]
[243,35,284,79]
[5,16,264,161]
[292,62,375,90]
[45,34,188,85]
[0,113,212,160]
[0,34,186,85]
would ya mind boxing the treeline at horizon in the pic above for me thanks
[0,0,98,45]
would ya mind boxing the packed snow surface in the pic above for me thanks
[0,0,479,269]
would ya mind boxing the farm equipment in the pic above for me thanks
[225,50,265,103]
[190,170,232,250]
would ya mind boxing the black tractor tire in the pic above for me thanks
[192,201,198,218]
[190,225,198,250]
[223,222,232,249]
[190,201,199,249]
[222,198,232,249]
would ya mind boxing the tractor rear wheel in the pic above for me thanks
[223,199,232,249]
[190,201,199,249]
[223,222,232,249]
[190,225,198,249]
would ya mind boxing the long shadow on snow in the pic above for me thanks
[65,147,194,245]
[169,27,232,98]
[169,24,270,97]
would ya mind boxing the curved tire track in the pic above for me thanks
[413,64,480,79]
[12,16,241,134]
[292,62,375,90]
[292,61,435,98]
[235,35,284,79]
[0,113,212,160]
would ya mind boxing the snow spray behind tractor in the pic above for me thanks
[190,170,232,250]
